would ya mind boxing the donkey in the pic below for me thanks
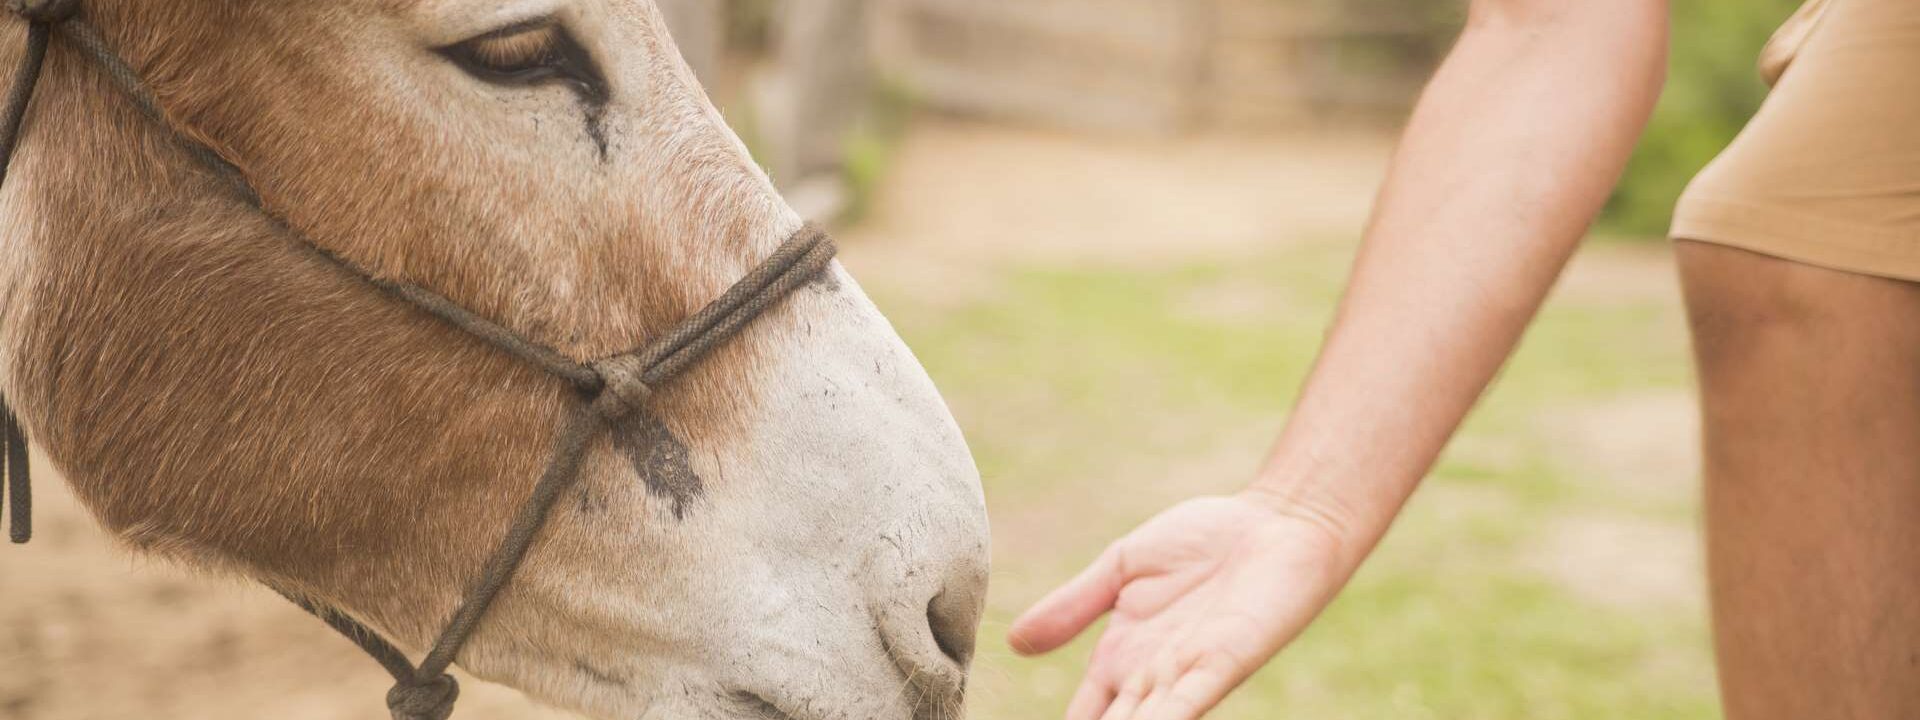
[0,0,989,718]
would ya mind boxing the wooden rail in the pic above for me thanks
[875,0,1457,132]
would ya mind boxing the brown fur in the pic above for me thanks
[0,0,792,646]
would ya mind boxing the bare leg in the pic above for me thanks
[1677,241,1920,720]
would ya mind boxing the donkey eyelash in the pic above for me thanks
[438,19,606,101]
[461,26,563,76]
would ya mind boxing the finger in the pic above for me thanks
[1097,670,1153,720]
[1137,659,1238,720]
[1122,654,1187,720]
[1010,545,1126,655]
[1065,674,1116,720]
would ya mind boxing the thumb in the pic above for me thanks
[1008,544,1125,656]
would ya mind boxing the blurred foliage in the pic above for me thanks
[840,80,916,224]
[1604,0,1805,236]
[723,0,777,52]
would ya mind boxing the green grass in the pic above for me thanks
[866,237,1718,718]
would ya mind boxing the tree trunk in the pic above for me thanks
[771,0,872,183]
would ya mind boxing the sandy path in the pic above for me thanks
[839,118,1395,305]
[0,444,572,720]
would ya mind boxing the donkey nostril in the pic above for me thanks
[926,591,977,667]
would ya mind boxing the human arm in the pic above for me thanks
[1007,1,1671,718]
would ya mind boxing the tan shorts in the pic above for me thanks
[1671,0,1920,281]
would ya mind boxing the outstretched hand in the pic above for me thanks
[1007,495,1353,720]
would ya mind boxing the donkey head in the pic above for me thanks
[0,0,988,717]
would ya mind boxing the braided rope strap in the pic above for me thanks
[5,0,77,23]
[271,225,832,720]
[358,226,835,720]
[0,0,81,545]
[0,4,839,717]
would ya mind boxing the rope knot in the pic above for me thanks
[6,0,77,22]
[386,674,460,720]
[588,354,653,421]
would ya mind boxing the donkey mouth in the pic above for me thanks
[725,688,965,720]
[725,690,797,720]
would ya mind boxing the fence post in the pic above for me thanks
[759,0,873,215]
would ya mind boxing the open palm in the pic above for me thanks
[1008,496,1351,720]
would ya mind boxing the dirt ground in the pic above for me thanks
[0,117,1711,719]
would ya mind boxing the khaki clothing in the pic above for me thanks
[1672,0,1920,281]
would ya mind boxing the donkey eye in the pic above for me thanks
[441,23,575,85]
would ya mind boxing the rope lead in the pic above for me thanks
[2,393,27,544]
[0,5,58,547]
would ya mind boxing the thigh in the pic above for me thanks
[1677,240,1920,720]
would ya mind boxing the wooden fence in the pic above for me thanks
[873,0,1458,133]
